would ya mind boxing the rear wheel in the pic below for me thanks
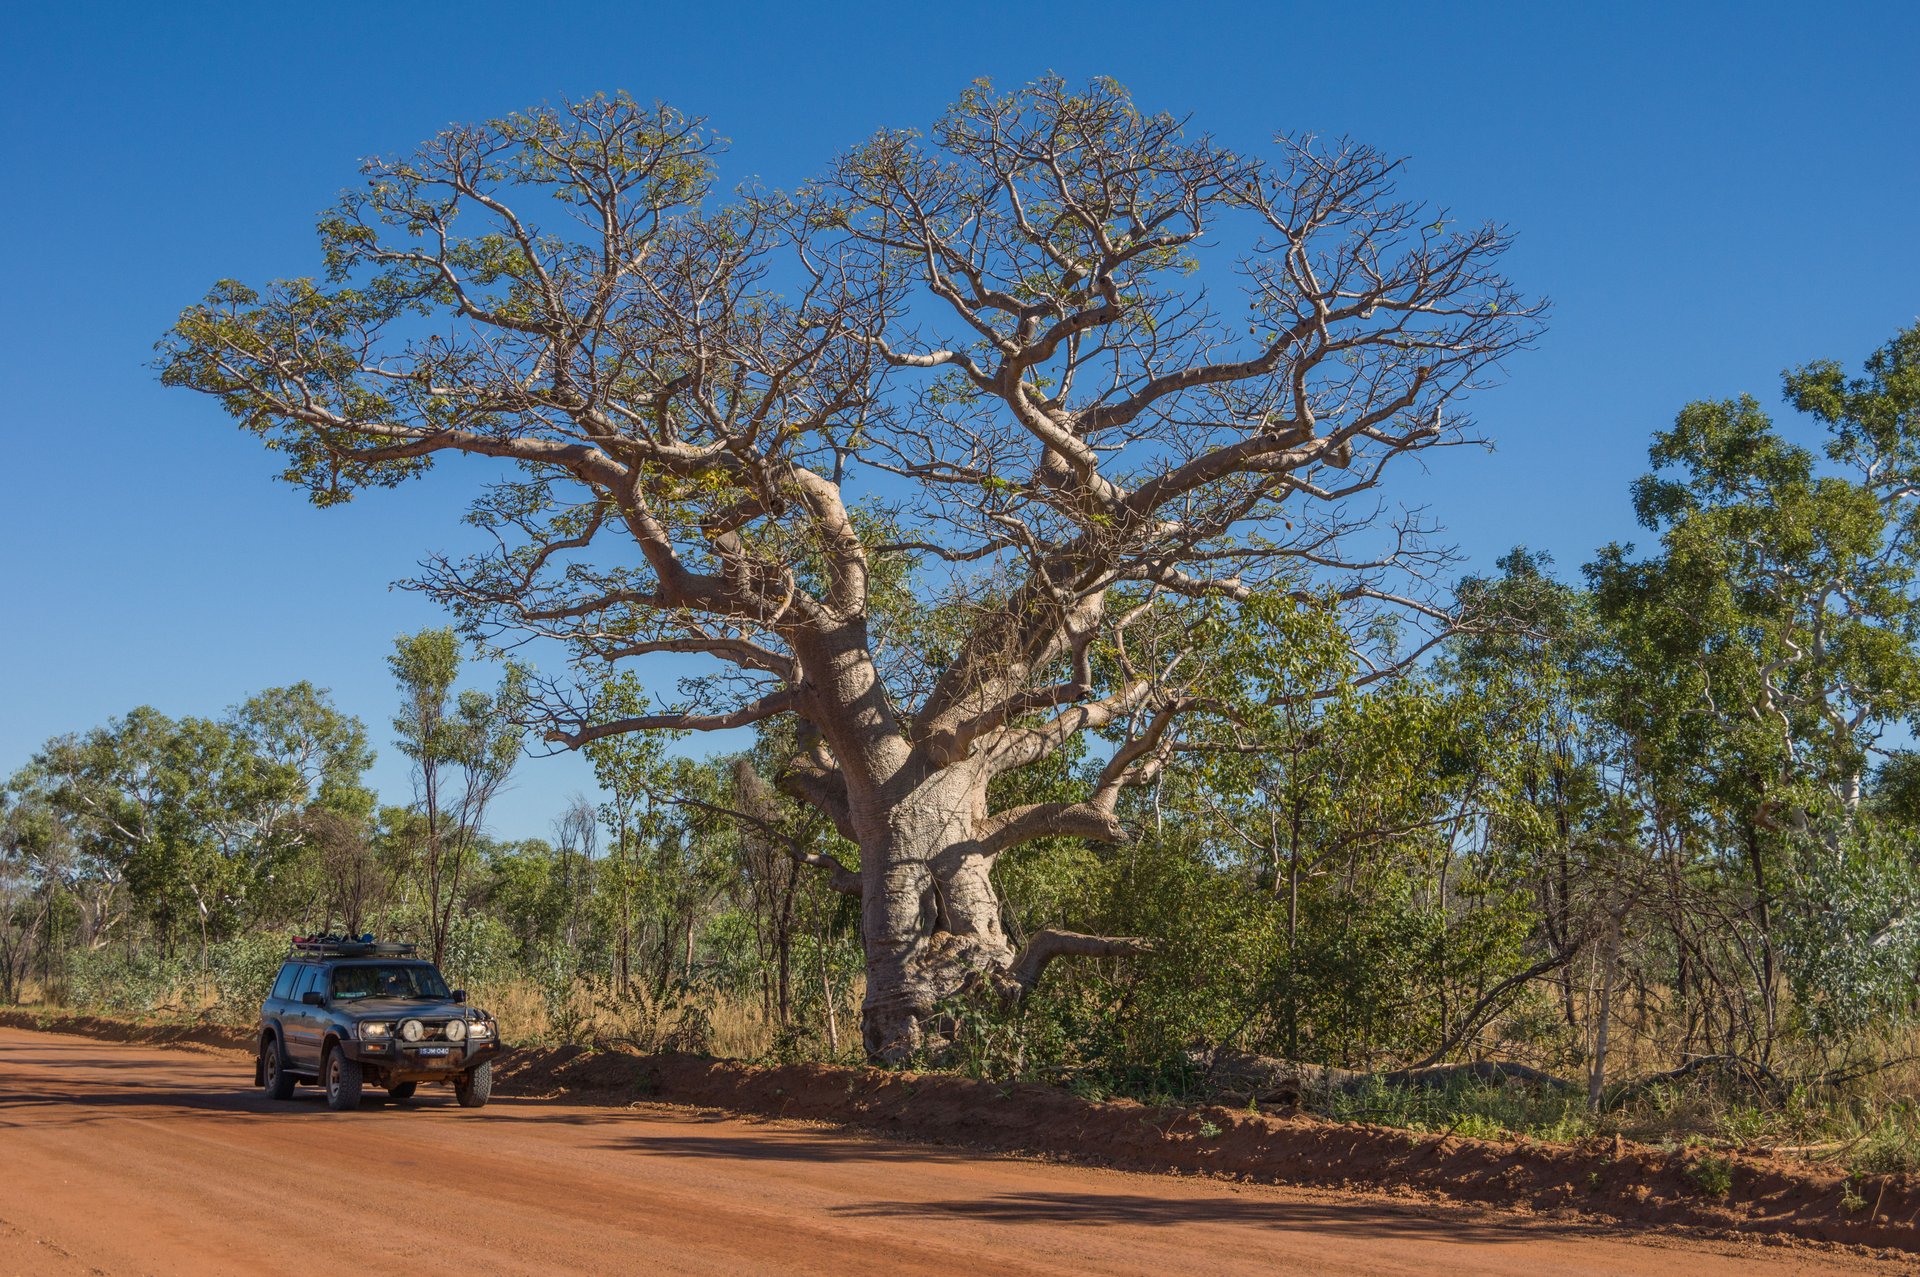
[261,1036,296,1101]
[455,1060,492,1109]
[323,1045,364,1111]
[387,1081,417,1101]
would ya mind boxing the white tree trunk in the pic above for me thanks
[855,766,1014,1058]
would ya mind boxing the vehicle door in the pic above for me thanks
[283,965,328,1069]
[263,962,299,1050]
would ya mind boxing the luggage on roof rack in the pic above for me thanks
[289,934,419,959]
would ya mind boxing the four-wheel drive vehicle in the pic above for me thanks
[256,937,502,1111]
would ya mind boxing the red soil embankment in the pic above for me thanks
[498,1041,1920,1251]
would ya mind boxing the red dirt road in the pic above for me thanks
[0,1027,1897,1276]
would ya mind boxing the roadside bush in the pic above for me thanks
[437,913,519,992]
[208,932,287,1013]
[66,948,193,1015]
[1844,1103,1920,1177]
[1312,1074,1593,1142]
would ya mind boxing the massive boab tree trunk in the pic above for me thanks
[163,80,1540,1060]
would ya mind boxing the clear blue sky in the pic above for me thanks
[3,1,1915,839]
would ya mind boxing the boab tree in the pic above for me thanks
[163,79,1541,1059]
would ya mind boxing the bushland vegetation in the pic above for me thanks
[7,80,1920,1176]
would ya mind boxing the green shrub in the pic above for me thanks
[1687,1152,1736,1198]
[1311,1074,1592,1143]
[66,948,191,1015]
[437,913,519,991]
[208,932,288,1013]
[1846,1106,1920,1177]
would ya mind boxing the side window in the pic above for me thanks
[295,966,326,1000]
[270,964,300,1001]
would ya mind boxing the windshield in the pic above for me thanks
[330,963,450,1002]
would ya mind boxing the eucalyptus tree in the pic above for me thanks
[162,79,1540,1057]
[579,672,670,994]
[1588,325,1920,1057]
[0,793,63,1002]
[7,687,373,962]
[1446,551,1643,1096]
[388,628,523,965]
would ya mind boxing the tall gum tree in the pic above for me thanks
[162,79,1542,1058]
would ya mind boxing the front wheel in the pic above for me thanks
[455,1060,492,1109]
[261,1037,296,1101]
[324,1046,364,1111]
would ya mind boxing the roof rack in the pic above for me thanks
[290,934,419,959]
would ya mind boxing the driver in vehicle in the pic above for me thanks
[328,964,442,1001]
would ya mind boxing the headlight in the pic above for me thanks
[444,1018,468,1043]
[468,1019,493,1040]
[359,1022,392,1040]
[398,1019,425,1043]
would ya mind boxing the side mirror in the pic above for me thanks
[301,991,326,1006]
[451,989,468,1004]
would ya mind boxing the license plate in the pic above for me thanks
[418,1047,450,1057]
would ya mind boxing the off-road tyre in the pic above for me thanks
[387,1081,417,1101]
[455,1060,492,1108]
[323,1044,364,1111]
[260,1034,296,1101]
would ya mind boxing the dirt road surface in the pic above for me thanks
[0,1026,1898,1276]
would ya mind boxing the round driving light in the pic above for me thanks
[444,1019,467,1042]
[399,1018,424,1043]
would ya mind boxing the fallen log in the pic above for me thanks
[1603,1053,1785,1108]
[1367,1060,1580,1093]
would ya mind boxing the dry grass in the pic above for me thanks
[11,977,234,1024]
[471,979,552,1045]
[468,977,785,1058]
[20,968,816,1063]
[470,972,868,1060]
[707,992,776,1059]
